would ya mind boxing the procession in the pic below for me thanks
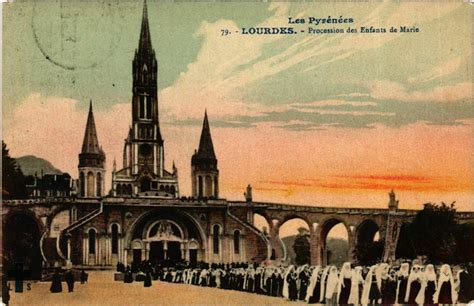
[113,260,474,305]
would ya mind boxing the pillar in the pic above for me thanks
[269,222,283,260]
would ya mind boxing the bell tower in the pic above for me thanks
[129,0,163,177]
[78,100,106,198]
[191,111,219,198]
[113,0,179,198]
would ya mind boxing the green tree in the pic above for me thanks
[396,203,459,264]
[293,227,311,265]
[2,141,28,199]
[354,240,384,266]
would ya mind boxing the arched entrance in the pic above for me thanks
[3,211,44,279]
[126,209,205,265]
[146,220,185,264]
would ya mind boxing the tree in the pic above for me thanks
[293,227,311,265]
[455,222,474,263]
[354,240,384,266]
[396,203,459,264]
[2,141,28,199]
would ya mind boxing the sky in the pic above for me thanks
[3,1,473,213]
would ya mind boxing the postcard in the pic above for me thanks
[2,1,473,305]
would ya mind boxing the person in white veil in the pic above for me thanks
[396,262,410,305]
[282,265,295,300]
[338,262,353,305]
[319,266,331,303]
[325,266,339,306]
[305,266,321,303]
[434,264,457,305]
[348,266,364,305]
[405,264,422,305]
[361,265,380,305]
[415,264,437,305]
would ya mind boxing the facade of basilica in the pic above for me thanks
[62,1,267,268]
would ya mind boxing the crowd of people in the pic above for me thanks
[116,260,474,305]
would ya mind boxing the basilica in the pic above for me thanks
[53,1,267,268]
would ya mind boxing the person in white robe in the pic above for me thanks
[415,264,437,305]
[282,265,295,300]
[434,264,457,305]
[325,266,339,306]
[348,266,365,305]
[305,266,321,302]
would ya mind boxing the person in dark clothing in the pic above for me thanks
[124,269,133,283]
[65,270,75,293]
[339,262,352,305]
[298,267,310,301]
[80,269,88,284]
[397,263,410,304]
[457,264,473,304]
[381,268,397,305]
[435,264,454,305]
[406,265,422,305]
[288,272,298,301]
[271,272,278,296]
[144,272,152,287]
[50,269,63,293]
[2,274,11,306]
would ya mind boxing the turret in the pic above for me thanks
[78,100,106,197]
[191,111,219,198]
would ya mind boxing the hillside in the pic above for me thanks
[15,155,63,176]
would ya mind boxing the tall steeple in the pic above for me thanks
[191,111,219,198]
[81,100,101,154]
[138,0,152,54]
[195,110,217,161]
[78,100,106,198]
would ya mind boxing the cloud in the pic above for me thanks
[407,57,463,84]
[370,81,472,103]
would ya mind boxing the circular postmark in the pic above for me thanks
[31,0,125,70]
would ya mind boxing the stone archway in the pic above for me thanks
[318,218,350,266]
[3,210,44,279]
[125,209,206,265]
[354,219,383,265]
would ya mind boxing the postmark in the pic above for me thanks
[31,0,124,70]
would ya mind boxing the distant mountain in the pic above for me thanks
[15,155,63,176]
[281,235,348,266]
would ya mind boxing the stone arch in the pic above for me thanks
[170,185,176,196]
[117,184,122,195]
[3,209,44,279]
[124,209,207,254]
[354,219,383,264]
[253,213,271,235]
[278,216,311,264]
[318,218,351,266]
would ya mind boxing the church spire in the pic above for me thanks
[138,0,152,54]
[196,110,216,160]
[81,100,101,154]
